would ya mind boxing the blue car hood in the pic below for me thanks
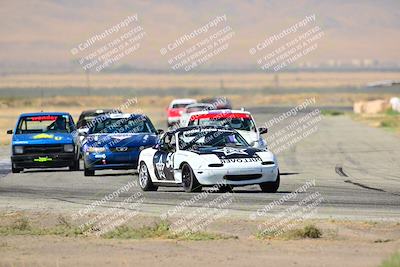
[12,133,74,145]
[85,133,157,148]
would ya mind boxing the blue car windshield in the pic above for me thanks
[91,117,156,134]
[16,115,73,134]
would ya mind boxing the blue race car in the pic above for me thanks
[7,112,80,173]
[81,113,161,176]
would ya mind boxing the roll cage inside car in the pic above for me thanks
[157,131,177,152]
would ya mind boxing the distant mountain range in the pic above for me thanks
[0,0,399,73]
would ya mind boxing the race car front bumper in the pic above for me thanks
[192,164,279,186]
[11,152,76,169]
[84,151,140,170]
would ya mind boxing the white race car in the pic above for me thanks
[137,126,280,193]
[180,109,268,149]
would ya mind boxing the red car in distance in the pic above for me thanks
[167,98,196,127]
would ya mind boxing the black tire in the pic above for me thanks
[218,184,234,193]
[11,163,23,173]
[83,160,95,176]
[84,162,95,176]
[69,159,80,171]
[138,162,158,191]
[259,171,280,193]
[181,163,202,193]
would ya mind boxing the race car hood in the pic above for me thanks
[190,146,262,159]
[12,133,74,145]
[85,133,157,148]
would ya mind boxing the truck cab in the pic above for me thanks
[7,112,79,173]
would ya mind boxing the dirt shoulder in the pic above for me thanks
[0,211,399,267]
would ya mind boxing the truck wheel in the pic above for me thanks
[259,171,280,193]
[138,162,158,191]
[181,163,202,193]
[11,164,23,173]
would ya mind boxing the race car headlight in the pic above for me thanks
[14,146,24,154]
[64,144,74,152]
[87,147,106,153]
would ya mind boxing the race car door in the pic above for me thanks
[153,133,176,181]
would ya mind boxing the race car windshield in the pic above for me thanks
[16,115,73,134]
[186,105,213,113]
[172,103,191,109]
[178,130,249,150]
[77,116,96,128]
[188,116,257,132]
[91,117,157,134]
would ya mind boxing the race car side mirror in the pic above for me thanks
[157,129,164,135]
[258,127,268,134]
[6,129,13,134]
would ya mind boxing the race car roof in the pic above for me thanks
[169,98,197,105]
[188,109,252,120]
[19,112,71,117]
[188,109,250,116]
[80,109,122,116]
[102,113,147,119]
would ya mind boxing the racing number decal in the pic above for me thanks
[153,151,175,181]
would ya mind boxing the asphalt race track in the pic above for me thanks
[0,106,399,221]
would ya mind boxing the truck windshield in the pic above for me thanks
[16,115,73,134]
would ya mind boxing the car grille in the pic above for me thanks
[224,174,262,181]
[23,145,64,154]
[109,147,135,152]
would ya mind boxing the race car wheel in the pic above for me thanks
[218,184,234,193]
[11,164,23,173]
[138,162,158,191]
[83,161,95,176]
[84,168,95,176]
[259,171,280,193]
[181,163,202,193]
[69,159,80,171]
